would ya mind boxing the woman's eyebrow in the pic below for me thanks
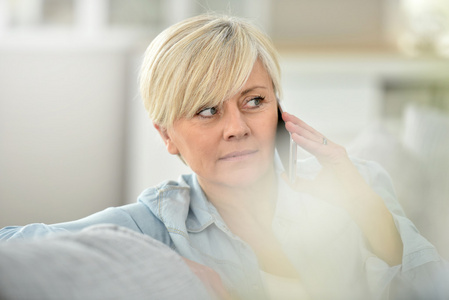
[240,86,267,96]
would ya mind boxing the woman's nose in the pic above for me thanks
[222,108,250,141]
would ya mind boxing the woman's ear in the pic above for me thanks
[153,123,180,155]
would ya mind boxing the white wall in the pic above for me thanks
[122,55,192,205]
[1,0,448,230]
[0,46,129,226]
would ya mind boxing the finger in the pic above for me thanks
[293,133,350,169]
[206,273,232,300]
[285,121,324,144]
[281,112,348,166]
[291,133,331,158]
[182,258,232,300]
[282,112,323,137]
[211,280,233,300]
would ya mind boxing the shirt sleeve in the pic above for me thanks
[0,203,173,248]
[355,158,449,299]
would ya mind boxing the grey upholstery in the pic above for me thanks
[0,225,209,300]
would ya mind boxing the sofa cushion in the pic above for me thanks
[0,225,210,300]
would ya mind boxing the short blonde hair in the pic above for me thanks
[139,14,281,128]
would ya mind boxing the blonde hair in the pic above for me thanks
[139,14,281,128]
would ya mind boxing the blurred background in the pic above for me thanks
[0,0,448,258]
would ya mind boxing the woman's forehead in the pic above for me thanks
[245,60,272,85]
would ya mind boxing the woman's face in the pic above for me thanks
[158,59,278,189]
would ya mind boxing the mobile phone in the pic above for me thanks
[276,103,297,184]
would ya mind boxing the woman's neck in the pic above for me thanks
[198,167,278,227]
[198,168,300,278]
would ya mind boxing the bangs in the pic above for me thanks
[140,14,281,128]
[177,20,258,120]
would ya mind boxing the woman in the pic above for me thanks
[1,14,447,300]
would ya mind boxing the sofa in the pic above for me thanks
[349,103,449,260]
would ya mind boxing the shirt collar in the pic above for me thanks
[185,151,291,232]
[150,151,296,233]
[183,174,221,232]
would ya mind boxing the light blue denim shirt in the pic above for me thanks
[1,157,447,299]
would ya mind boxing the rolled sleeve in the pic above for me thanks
[356,158,448,299]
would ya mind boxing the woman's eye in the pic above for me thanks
[197,106,218,117]
[247,96,265,107]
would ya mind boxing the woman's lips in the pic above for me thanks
[219,150,258,161]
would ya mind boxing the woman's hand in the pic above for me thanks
[182,257,233,300]
[282,111,368,211]
[281,112,403,266]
